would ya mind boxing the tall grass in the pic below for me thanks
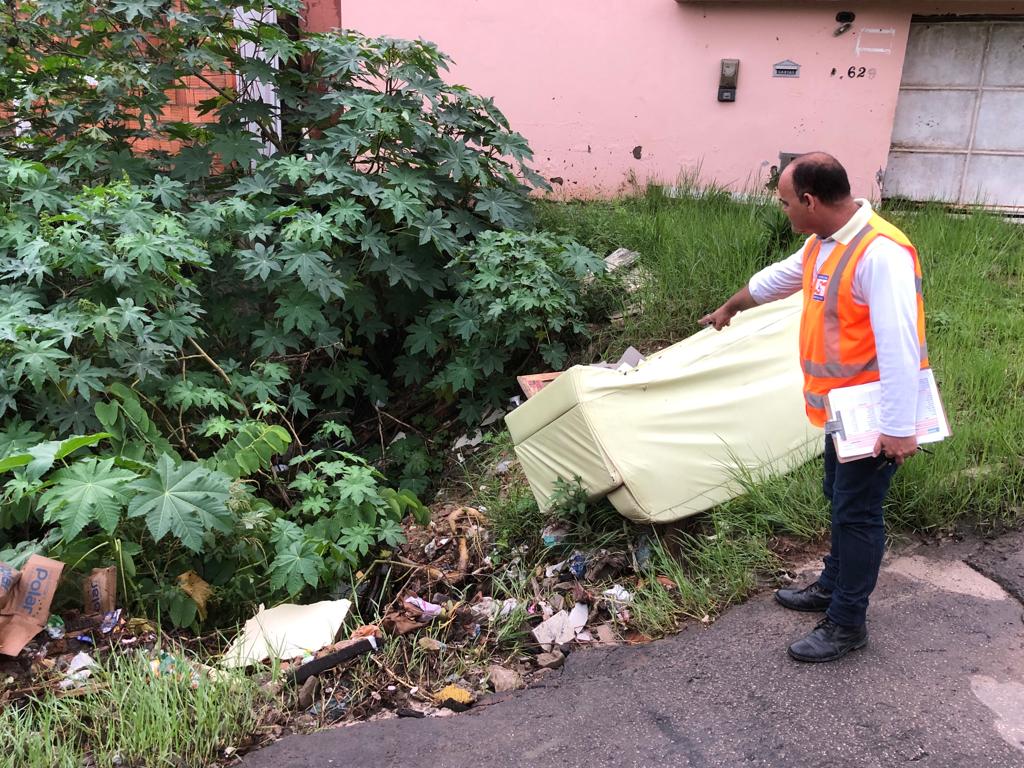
[537,179,799,354]
[1,651,270,768]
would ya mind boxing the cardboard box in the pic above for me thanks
[82,566,118,616]
[0,562,19,608]
[0,555,64,656]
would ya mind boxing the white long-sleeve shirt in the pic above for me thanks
[748,199,921,437]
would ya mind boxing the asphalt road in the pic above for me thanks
[243,534,1024,768]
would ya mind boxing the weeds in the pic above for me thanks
[463,432,546,552]
[537,180,800,356]
[1,650,271,768]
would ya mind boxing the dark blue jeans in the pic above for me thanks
[816,436,897,628]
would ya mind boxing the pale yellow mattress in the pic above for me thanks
[504,293,823,523]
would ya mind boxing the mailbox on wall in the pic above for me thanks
[718,58,740,102]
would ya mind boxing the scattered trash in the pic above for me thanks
[82,566,117,616]
[149,651,184,678]
[403,596,443,620]
[382,611,429,636]
[59,651,97,690]
[350,624,382,640]
[541,524,569,548]
[494,460,512,475]
[532,611,574,650]
[469,597,518,622]
[0,554,64,656]
[435,684,475,711]
[602,585,633,604]
[633,538,653,569]
[308,697,347,723]
[126,617,157,634]
[529,599,555,620]
[487,664,523,692]
[535,650,565,670]
[452,431,484,451]
[0,486,652,727]
[582,549,628,582]
[531,602,589,651]
[568,601,589,633]
[480,408,506,428]
[46,614,65,640]
[656,575,678,591]
[221,599,352,668]
[296,675,320,710]
[568,552,587,580]
[100,609,123,634]
[423,537,448,558]
[544,559,567,578]
[418,637,446,653]
[176,570,212,621]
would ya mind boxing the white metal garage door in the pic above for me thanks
[884,20,1024,210]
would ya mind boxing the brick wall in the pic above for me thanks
[133,72,235,154]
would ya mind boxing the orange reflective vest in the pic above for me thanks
[799,212,928,427]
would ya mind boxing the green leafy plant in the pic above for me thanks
[0,3,600,435]
[0,0,600,629]
[265,422,429,597]
[0,423,428,627]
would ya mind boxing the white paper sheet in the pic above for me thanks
[221,599,351,668]
[826,369,951,461]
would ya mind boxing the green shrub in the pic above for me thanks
[0,3,599,428]
[0,1,601,625]
[0,424,429,628]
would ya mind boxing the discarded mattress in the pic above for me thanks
[504,292,823,524]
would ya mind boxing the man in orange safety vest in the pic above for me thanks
[700,152,927,663]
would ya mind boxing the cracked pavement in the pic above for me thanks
[243,532,1024,768]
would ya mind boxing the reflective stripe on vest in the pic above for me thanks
[804,391,827,410]
[822,226,873,367]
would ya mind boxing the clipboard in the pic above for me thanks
[824,368,951,462]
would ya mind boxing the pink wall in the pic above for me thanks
[336,1,1022,200]
[302,0,340,33]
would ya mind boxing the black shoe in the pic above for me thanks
[787,618,868,663]
[775,581,832,612]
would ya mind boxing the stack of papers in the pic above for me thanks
[825,369,951,462]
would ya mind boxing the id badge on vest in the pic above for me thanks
[812,273,830,302]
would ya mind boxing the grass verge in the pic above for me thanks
[2,650,272,768]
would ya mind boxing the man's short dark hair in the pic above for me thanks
[790,152,851,205]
